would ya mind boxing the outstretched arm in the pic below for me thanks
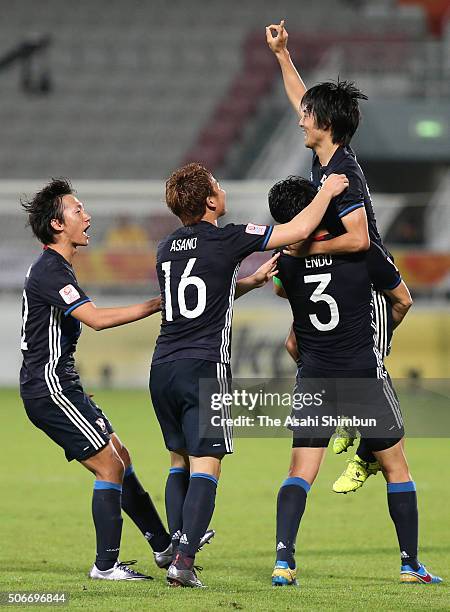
[266,20,307,115]
[71,297,161,331]
[304,208,370,255]
[235,253,279,298]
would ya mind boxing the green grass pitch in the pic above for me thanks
[1,387,449,611]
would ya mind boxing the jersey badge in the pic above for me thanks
[59,284,81,304]
[245,223,266,236]
[95,418,107,434]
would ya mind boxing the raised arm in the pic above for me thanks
[266,20,307,115]
[265,173,349,250]
[71,297,161,331]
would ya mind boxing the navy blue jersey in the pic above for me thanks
[291,238,400,361]
[277,250,385,370]
[20,248,91,399]
[311,146,384,250]
[366,241,401,358]
[365,241,401,292]
[152,220,273,365]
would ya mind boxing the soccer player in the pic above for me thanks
[150,162,348,587]
[269,176,413,494]
[20,178,181,581]
[266,20,400,491]
[268,177,442,586]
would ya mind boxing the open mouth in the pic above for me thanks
[83,224,91,238]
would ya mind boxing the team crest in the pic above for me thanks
[95,418,107,433]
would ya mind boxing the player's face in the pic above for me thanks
[61,195,91,247]
[210,177,227,218]
[299,107,323,150]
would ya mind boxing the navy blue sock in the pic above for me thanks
[121,465,170,552]
[92,481,123,571]
[177,473,217,560]
[165,467,189,551]
[356,439,376,464]
[276,477,310,569]
[387,481,419,570]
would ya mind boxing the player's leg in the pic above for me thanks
[167,360,232,587]
[164,450,216,569]
[151,359,223,586]
[273,441,328,586]
[109,433,171,557]
[165,450,190,554]
[366,373,441,584]
[333,437,380,494]
[81,442,126,574]
[23,389,150,580]
[372,439,442,584]
[82,438,151,581]
[333,288,390,490]
[150,362,191,568]
[178,455,221,557]
[332,423,357,454]
[167,454,222,588]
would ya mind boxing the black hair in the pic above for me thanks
[268,175,317,223]
[301,80,368,146]
[268,175,346,236]
[21,178,74,244]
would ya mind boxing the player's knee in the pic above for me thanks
[383,464,412,483]
[371,438,412,481]
[108,454,125,482]
[118,444,131,468]
[287,465,317,484]
[97,447,125,483]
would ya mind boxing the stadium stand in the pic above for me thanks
[0,0,436,180]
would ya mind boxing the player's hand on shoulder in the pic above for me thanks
[283,240,311,258]
[321,173,349,197]
[266,19,288,55]
[251,252,280,287]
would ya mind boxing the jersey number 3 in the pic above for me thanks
[304,273,339,332]
[162,258,206,321]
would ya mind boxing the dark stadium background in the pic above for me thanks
[0,0,448,389]
[1,2,449,609]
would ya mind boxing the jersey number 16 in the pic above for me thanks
[162,258,206,321]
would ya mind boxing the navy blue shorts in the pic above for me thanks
[291,365,404,447]
[150,359,233,457]
[22,384,113,462]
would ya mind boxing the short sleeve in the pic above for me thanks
[366,243,401,291]
[220,223,274,261]
[35,266,91,315]
[332,170,365,219]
